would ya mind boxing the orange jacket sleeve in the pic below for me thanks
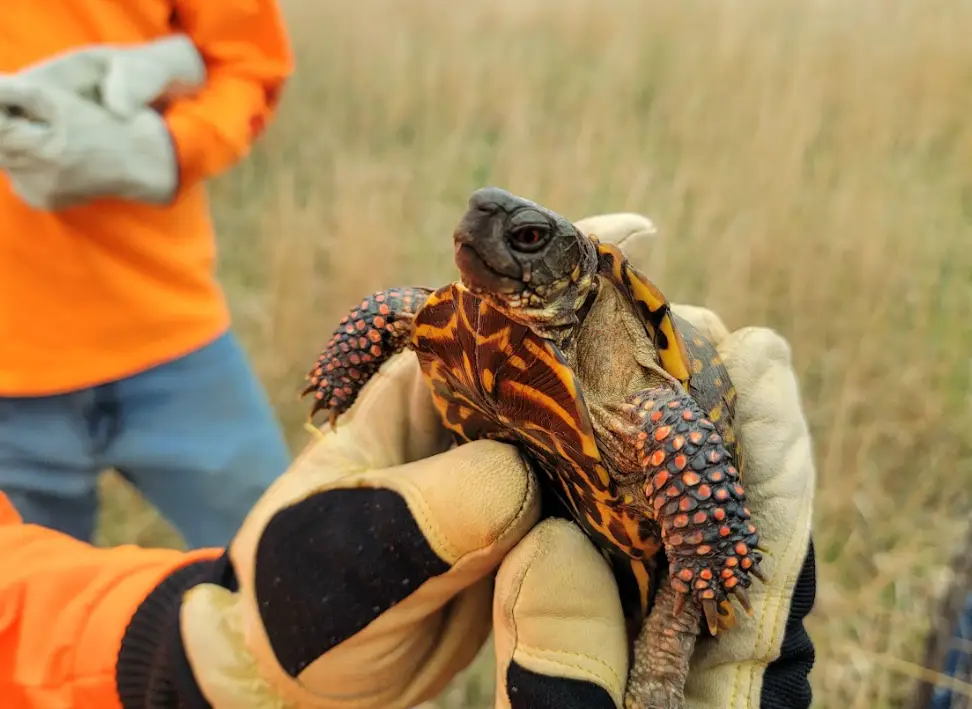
[0,494,221,709]
[164,0,294,189]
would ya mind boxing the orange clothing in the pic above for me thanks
[0,492,220,708]
[0,1,293,396]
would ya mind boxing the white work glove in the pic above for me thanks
[0,35,206,210]
[3,35,206,119]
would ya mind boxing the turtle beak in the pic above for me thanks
[454,242,524,296]
[453,224,475,246]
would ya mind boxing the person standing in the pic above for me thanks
[0,1,294,548]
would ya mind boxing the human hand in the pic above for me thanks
[149,346,631,709]
[140,215,658,709]
[93,34,207,118]
[0,35,205,119]
[0,35,205,209]
[0,79,177,209]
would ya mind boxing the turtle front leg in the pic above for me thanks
[302,287,433,426]
[603,385,765,709]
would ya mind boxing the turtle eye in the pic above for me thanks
[507,225,551,253]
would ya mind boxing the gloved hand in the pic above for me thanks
[576,214,818,709]
[0,35,206,119]
[164,348,636,709]
[119,213,816,709]
[654,308,816,709]
[0,35,206,209]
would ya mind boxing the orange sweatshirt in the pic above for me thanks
[0,492,221,708]
[0,0,294,396]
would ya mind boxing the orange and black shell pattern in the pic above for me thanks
[673,313,744,475]
[408,283,763,633]
[592,238,693,389]
[302,244,763,635]
[303,287,433,421]
[409,283,641,557]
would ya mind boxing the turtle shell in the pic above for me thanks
[409,246,750,628]
[592,238,743,473]
[410,282,642,558]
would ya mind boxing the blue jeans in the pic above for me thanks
[0,331,292,549]
[929,590,972,709]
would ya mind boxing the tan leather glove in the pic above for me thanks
[672,305,816,709]
[132,345,631,709]
[495,301,818,709]
[170,351,537,709]
[574,215,819,709]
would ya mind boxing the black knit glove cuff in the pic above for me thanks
[760,539,817,709]
[115,553,237,709]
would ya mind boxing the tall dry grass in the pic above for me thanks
[97,0,972,706]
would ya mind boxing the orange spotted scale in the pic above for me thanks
[302,287,433,426]
[623,388,763,619]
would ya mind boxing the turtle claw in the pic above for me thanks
[673,590,687,616]
[734,587,754,617]
[702,599,720,636]
[750,564,769,584]
[717,600,736,631]
[672,582,749,636]
[615,381,768,643]
[301,287,431,426]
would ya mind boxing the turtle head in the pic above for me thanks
[452,186,599,341]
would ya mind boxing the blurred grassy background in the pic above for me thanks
[96,0,972,706]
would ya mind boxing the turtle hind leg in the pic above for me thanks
[302,287,433,426]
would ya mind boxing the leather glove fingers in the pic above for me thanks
[178,353,542,709]
[672,308,817,709]
[493,518,629,709]
[99,35,206,118]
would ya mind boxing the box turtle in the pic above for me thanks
[302,187,765,709]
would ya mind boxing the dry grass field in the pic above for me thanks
[96,0,972,706]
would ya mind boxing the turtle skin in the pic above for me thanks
[303,200,764,709]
